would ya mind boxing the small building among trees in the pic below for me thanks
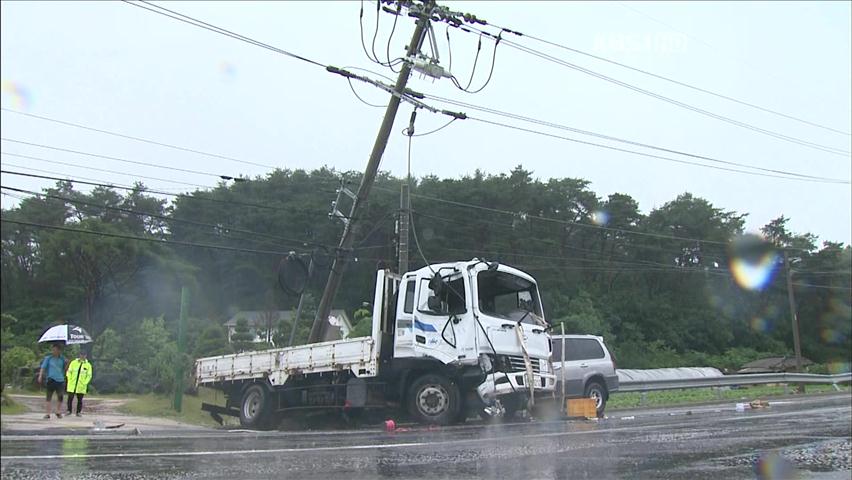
[224,310,353,347]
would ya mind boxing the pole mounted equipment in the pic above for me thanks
[309,0,438,344]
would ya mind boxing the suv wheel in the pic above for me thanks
[584,380,607,417]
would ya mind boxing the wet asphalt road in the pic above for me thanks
[2,394,850,480]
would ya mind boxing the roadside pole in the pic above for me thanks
[560,323,566,413]
[289,254,316,347]
[398,182,410,274]
[784,250,805,393]
[309,2,435,343]
[173,286,190,412]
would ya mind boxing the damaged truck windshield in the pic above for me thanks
[477,270,544,325]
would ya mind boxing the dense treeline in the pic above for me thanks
[1,166,850,392]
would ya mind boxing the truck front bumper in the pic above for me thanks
[476,371,557,402]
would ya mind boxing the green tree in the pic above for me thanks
[230,317,254,352]
[1,346,37,391]
[349,308,372,338]
[194,324,232,358]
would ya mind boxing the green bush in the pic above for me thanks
[1,346,37,391]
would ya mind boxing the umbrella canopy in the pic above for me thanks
[38,324,93,345]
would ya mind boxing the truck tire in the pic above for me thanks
[240,384,273,429]
[406,374,460,426]
[584,380,607,418]
[502,394,524,419]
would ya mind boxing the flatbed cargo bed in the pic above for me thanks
[195,336,377,388]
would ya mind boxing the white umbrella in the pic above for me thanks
[38,324,93,345]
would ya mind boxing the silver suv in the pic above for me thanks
[551,334,619,416]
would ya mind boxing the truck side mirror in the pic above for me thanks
[427,296,443,312]
[428,273,445,296]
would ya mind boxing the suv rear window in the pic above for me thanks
[552,338,606,361]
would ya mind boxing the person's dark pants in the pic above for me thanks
[66,393,84,414]
[45,379,64,402]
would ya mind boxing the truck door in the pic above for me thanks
[393,276,417,358]
[409,272,471,364]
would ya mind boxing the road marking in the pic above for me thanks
[0,421,709,460]
[3,403,848,461]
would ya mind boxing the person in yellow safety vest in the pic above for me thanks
[65,350,93,417]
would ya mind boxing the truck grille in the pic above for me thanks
[505,355,540,374]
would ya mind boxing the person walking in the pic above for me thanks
[38,343,66,419]
[65,349,93,417]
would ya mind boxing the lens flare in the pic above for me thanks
[591,210,609,226]
[754,452,798,480]
[219,61,237,80]
[730,253,778,291]
[1,80,32,109]
[825,361,851,374]
[729,235,779,291]
[820,328,845,344]
[750,317,771,333]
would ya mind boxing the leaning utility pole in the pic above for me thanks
[784,250,805,392]
[309,2,434,343]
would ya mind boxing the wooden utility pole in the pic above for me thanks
[784,250,805,393]
[309,2,434,343]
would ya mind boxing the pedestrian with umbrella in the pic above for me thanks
[37,324,93,420]
[65,349,92,416]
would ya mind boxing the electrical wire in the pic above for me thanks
[343,66,394,108]
[488,34,851,157]
[0,217,299,257]
[466,117,850,184]
[1,138,247,181]
[445,25,453,75]
[1,164,169,191]
[1,185,330,251]
[1,108,279,170]
[347,78,387,108]
[422,95,847,183]
[450,31,500,94]
[484,20,851,137]
[459,34,482,91]
[437,18,850,156]
[385,2,402,73]
[374,183,819,252]
[2,152,215,189]
[1,169,352,226]
[370,0,382,65]
[411,118,456,137]
[124,1,326,68]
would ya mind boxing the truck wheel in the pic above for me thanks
[502,394,524,420]
[584,380,607,417]
[407,374,460,425]
[240,384,273,429]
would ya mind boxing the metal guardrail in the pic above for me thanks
[618,372,852,393]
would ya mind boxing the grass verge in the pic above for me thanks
[117,387,237,427]
[1,392,27,415]
[608,384,849,410]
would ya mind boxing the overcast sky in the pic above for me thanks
[2,1,850,244]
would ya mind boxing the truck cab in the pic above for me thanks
[386,260,555,421]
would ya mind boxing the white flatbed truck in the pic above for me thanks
[195,259,555,428]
